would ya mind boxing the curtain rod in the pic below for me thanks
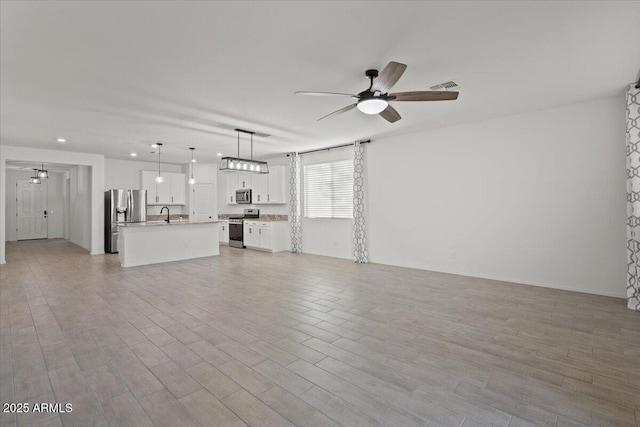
[288,140,371,156]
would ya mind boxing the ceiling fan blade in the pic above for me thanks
[373,61,407,93]
[317,104,357,121]
[390,91,459,101]
[295,91,357,97]
[379,105,401,123]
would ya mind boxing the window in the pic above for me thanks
[304,160,353,219]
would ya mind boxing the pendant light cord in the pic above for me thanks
[157,144,162,176]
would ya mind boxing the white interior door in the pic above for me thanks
[191,183,214,221]
[16,179,48,240]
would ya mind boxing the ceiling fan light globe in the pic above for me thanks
[357,98,388,115]
[155,176,164,183]
[188,177,196,185]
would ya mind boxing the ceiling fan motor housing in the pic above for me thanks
[357,90,389,114]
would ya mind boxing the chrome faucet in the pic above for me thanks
[160,206,170,223]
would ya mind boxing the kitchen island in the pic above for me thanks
[117,220,221,267]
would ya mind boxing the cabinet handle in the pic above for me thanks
[257,195,260,201]
[259,229,261,235]
[230,196,232,202]
[249,229,251,233]
[171,196,173,202]
[156,196,159,203]
[267,194,270,201]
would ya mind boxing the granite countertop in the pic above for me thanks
[218,214,289,222]
[115,220,222,227]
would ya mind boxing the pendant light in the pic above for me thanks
[188,147,196,185]
[30,169,41,184]
[37,162,48,178]
[155,143,164,183]
[219,129,269,173]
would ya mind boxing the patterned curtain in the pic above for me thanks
[289,153,302,253]
[626,84,640,311]
[353,141,368,263]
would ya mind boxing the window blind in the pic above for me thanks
[304,160,353,219]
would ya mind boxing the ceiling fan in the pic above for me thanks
[295,61,458,123]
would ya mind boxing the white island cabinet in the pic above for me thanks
[118,221,220,267]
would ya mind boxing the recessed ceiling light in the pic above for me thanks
[56,138,66,143]
[130,152,137,157]
[217,152,222,156]
[151,143,159,148]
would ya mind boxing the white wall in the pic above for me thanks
[105,158,184,190]
[4,170,65,241]
[0,145,105,263]
[364,96,626,297]
[47,172,65,238]
[69,166,92,251]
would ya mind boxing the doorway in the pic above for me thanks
[16,178,48,240]
[191,183,214,221]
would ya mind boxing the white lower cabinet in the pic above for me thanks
[242,221,289,252]
[219,220,229,245]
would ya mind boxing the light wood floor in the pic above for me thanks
[1,239,639,427]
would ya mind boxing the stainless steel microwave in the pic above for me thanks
[236,189,252,204]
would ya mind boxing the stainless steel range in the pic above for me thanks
[228,209,259,248]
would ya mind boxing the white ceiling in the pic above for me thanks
[1,1,638,165]
[6,161,76,173]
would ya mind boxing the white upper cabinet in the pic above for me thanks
[225,165,287,205]
[267,165,286,204]
[141,171,158,203]
[252,173,268,204]
[238,172,252,189]
[251,165,286,205]
[225,173,237,204]
[169,172,185,205]
[141,171,186,205]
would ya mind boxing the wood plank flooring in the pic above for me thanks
[1,239,639,427]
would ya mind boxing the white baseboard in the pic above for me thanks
[402,265,627,299]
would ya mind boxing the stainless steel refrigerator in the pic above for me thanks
[105,189,147,253]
